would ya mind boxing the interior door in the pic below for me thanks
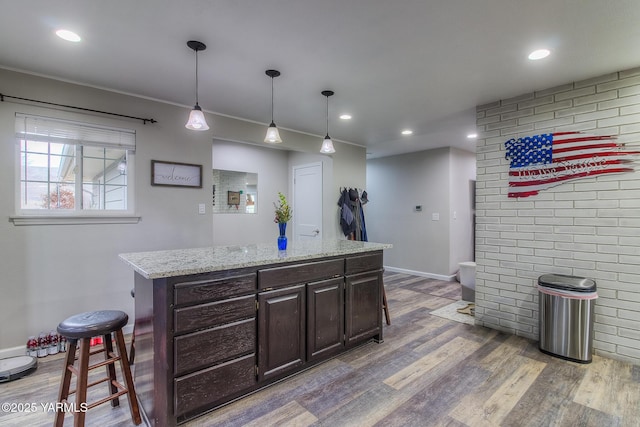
[293,162,323,240]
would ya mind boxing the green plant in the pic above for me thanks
[273,192,292,223]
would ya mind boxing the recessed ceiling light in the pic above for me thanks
[467,133,478,139]
[528,49,550,60]
[56,29,81,42]
[339,114,352,120]
[401,130,413,135]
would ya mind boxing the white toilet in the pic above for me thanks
[459,261,476,302]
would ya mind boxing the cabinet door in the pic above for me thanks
[307,277,344,362]
[345,270,382,345]
[258,284,305,381]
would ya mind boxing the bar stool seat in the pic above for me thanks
[55,310,141,427]
[57,310,128,339]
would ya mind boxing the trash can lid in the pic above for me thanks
[538,273,596,293]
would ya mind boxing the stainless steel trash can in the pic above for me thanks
[538,273,597,363]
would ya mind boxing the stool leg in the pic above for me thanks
[55,339,78,427]
[75,338,91,427]
[114,329,141,425]
[129,323,136,365]
[382,285,391,326]
[103,332,120,407]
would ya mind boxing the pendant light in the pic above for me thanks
[185,40,209,131]
[264,69,282,143]
[320,90,336,154]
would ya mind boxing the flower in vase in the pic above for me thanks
[273,192,292,223]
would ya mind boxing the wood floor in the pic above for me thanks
[1,272,639,427]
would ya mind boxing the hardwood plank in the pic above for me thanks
[479,333,531,370]
[342,317,454,370]
[387,288,425,302]
[551,401,622,426]
[449,355,546,426]
[574,355,640,424]
[375,364,491,427]
[428,282,463,298]
[193,358,348,425]
[384,336,482,390]
[497,353,607,427]
[241,401,317,427]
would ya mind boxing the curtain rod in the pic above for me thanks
[0,93,157,125]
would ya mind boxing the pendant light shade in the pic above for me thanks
[264,69,282,143]
[320,136,335,154]
[265,122,282,143]
[185,40,209,131]
[320,90,336,154]
[186,105,208,130]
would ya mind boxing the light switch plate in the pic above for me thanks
[432,213,440,221]
[198,203,206,214]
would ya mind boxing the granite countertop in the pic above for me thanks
[119,239,392,279]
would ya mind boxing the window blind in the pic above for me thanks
[15,113,136,149]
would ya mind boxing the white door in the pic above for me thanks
[293,162,322,240]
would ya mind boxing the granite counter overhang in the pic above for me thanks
[119,239,392,279]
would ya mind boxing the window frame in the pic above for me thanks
[11,113,139,225]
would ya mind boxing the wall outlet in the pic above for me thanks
[198,203,206,214]
[432,212,440,221]
[415,205,422,212]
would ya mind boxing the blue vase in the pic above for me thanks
[277,222,287,250]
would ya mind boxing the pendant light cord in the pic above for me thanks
[194,50,199,105]
[325,95,329,137]
[271,76,274,123]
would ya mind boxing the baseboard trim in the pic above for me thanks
[384,266,456,282]
[0,346,26,359]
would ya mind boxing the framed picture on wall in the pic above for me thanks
[228,191,240,206]
[151,160,202,188]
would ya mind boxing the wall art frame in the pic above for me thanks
[151,160,203,188]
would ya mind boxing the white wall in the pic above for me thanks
[212,140,288,245]
[0,68,214,354]
[0,68,366,355]
[367,147,475,278]
[475,67,640,364]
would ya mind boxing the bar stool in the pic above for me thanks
[55,310,141,427]
[381,268,391,325]
[129,289,135,365]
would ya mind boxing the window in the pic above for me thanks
[14,114,137,223]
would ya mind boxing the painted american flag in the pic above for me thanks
[504,132,639,198]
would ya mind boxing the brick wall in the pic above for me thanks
[475,67,640,364]
[212,169,247,214]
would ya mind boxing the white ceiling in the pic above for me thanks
[1,1,640,158]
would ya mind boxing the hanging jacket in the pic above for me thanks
[338,188,355,236]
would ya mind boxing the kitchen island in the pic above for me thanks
[119,239,391,427]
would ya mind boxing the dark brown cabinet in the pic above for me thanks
[258,284,306,381]
[345,271,383,345]
[133,250,385,427]
[307,277,345,361]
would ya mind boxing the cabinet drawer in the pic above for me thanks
[258,259,343,290]
[174,318,256,376]
[174,295,255,334]
[174,273,256,306]
[345,252,383,275]
[174,353,256,418]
